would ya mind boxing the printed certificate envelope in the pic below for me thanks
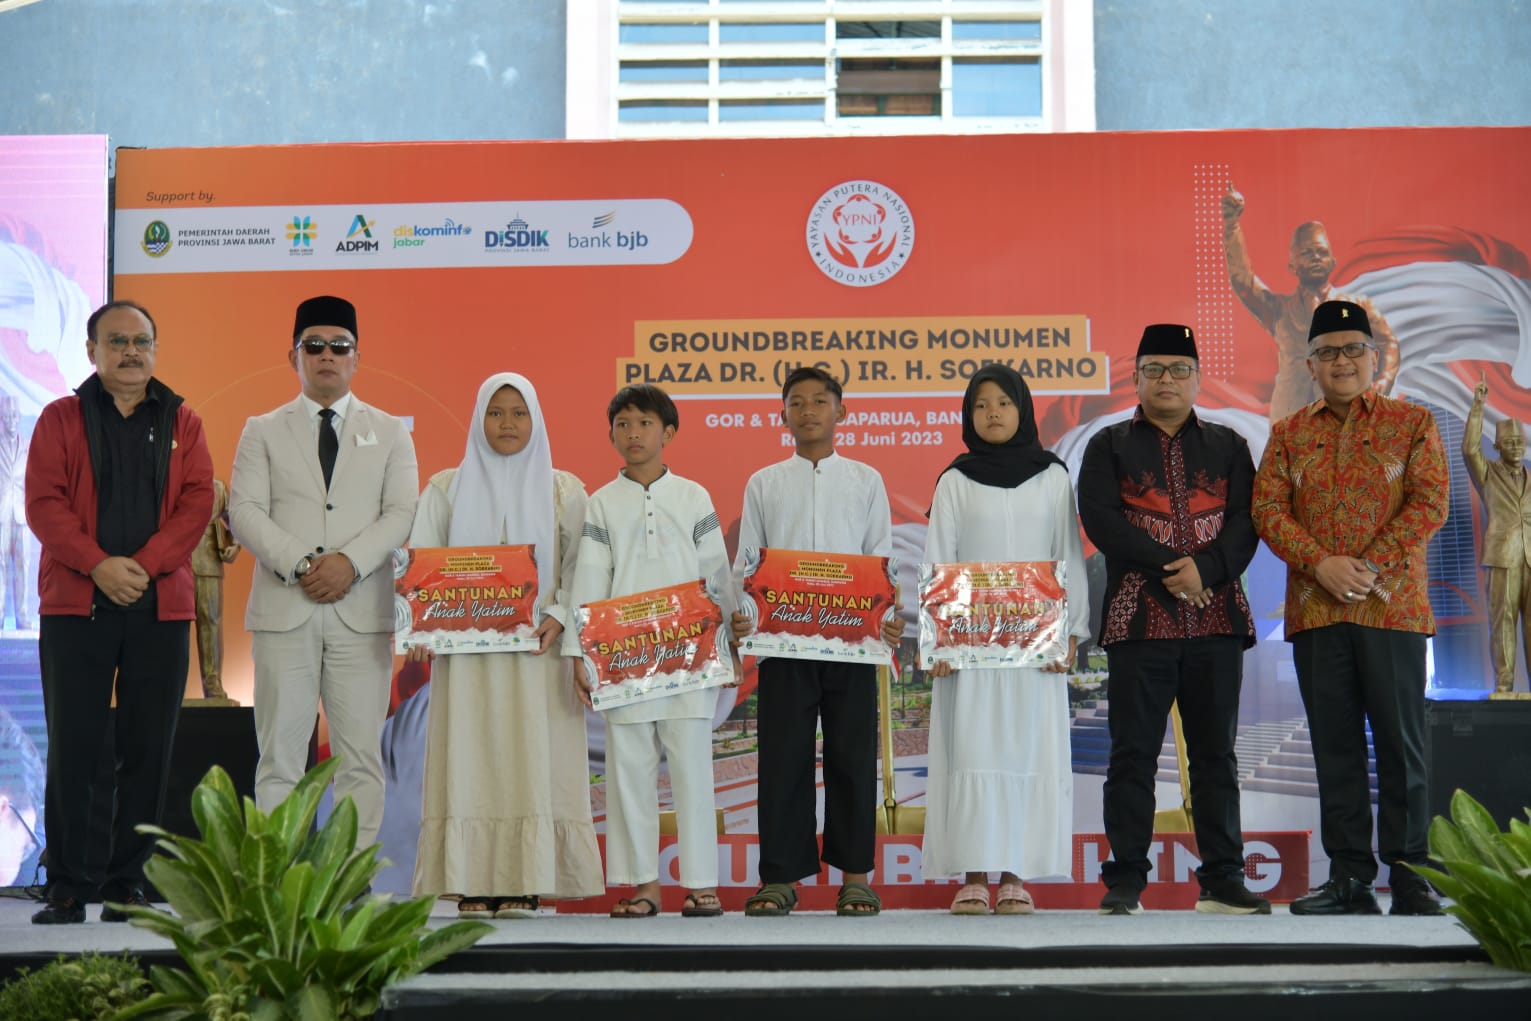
[918,561,1067,669]
[737,547,898,665]
[576,579,733,712]
[393,545,539,654]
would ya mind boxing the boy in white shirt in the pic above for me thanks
[570,384,734,918]
[730,367,903,916]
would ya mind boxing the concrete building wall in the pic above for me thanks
[0,0,566,154]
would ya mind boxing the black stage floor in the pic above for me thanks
[3,895,1527,1020]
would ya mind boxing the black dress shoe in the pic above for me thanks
[32,897,86,925]
[1388,876,1444,916]
[101,888,152,922]
[1289,877,1382,915]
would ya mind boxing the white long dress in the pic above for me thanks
[410,468,604,899]
[920,464,1090,880]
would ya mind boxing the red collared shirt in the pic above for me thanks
[1252,390,1448,638]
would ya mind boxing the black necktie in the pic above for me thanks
[318,408,338,489]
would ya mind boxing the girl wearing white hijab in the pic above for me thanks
[408,372,603,917]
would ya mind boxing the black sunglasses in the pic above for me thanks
[296,339,355,355]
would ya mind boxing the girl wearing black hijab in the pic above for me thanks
[920,366,1090,916]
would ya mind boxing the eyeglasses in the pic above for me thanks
[297,339,355,356]
[1310,342,1374,361]
[1138,362,1197,380]
[102,336,154,352]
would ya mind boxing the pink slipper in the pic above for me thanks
[995,882,1035,915]
[950,882,990,915]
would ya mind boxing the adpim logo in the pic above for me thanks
[337,213,379,253]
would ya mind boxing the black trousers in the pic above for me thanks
[39,610,187,902]
[755,657,877,883]
[1101,636,1247,892]
[1292,624,1429,883]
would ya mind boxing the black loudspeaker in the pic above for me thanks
[160,706,259,838]
[1425,699,1531,830]
[85,706,259,890]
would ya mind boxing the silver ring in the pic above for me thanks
[1177,592,1188,601]
[1345,591,1355,599]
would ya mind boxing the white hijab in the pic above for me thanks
[447,372,557,618]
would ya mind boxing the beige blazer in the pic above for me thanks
[229,394,418,633]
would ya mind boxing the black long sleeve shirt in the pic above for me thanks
[1078,408,1257,648]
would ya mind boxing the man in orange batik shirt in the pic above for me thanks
[1253,299,1447,918]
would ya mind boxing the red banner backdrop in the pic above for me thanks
[110,129,1531,892]
[110,128,1531,707]
[556,832,1310,912]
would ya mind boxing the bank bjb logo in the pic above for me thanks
[337,214,379,254]
[286,215,317,256]
[805,181,915,287]
[568,211,647,251]
[484,216,549,252]
[140,220,172,258]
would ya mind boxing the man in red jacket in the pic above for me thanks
[23,301,213,924]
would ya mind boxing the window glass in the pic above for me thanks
[835,20,940,40]
[719,22,823,43]
[619,23,709,44]
[620,61,710,83]
[718,99,823,121]
[618,101,711,122]
[719,59,824,81]
[951,20,1041,40]
[952,58,1041,117]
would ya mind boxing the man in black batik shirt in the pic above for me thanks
[1078,324,1264,917]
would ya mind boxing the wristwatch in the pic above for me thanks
[295,555,313,578]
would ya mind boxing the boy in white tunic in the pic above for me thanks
[731,367,903,917]
[570,384,735,918]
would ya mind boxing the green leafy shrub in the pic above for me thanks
[0,951,148,1020]
[111,758,492,1020]
[1409,789,1531,972]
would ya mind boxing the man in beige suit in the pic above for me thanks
[1465,377,1531,694]
[230,296,417,847]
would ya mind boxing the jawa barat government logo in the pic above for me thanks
[805,180,915,287]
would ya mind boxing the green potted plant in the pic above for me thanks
[0,952,148,1020]
[112,758,491,1020]
[1409,789,1531,973]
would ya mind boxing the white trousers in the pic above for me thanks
[253,604,392,848]
[604,716,718,888]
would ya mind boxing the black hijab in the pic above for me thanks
[938,365,1065,492]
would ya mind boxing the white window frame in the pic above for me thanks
[567,0,1095,139]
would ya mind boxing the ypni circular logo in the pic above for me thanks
[805,180,914,287]
[141,220,172,258]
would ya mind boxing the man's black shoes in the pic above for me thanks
[1195,877,1272,915]
[100,888,152,923]
[1098,886,1144,915]
[31,897,86,925]
[1388,873,1445,916]
[1289,877,1382,915]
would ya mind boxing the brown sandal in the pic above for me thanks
[681,891,724,917]
[457,896,499,919]
[495,895,540,919]
[610,896,660,918]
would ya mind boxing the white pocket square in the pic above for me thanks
[355,431,378,447]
